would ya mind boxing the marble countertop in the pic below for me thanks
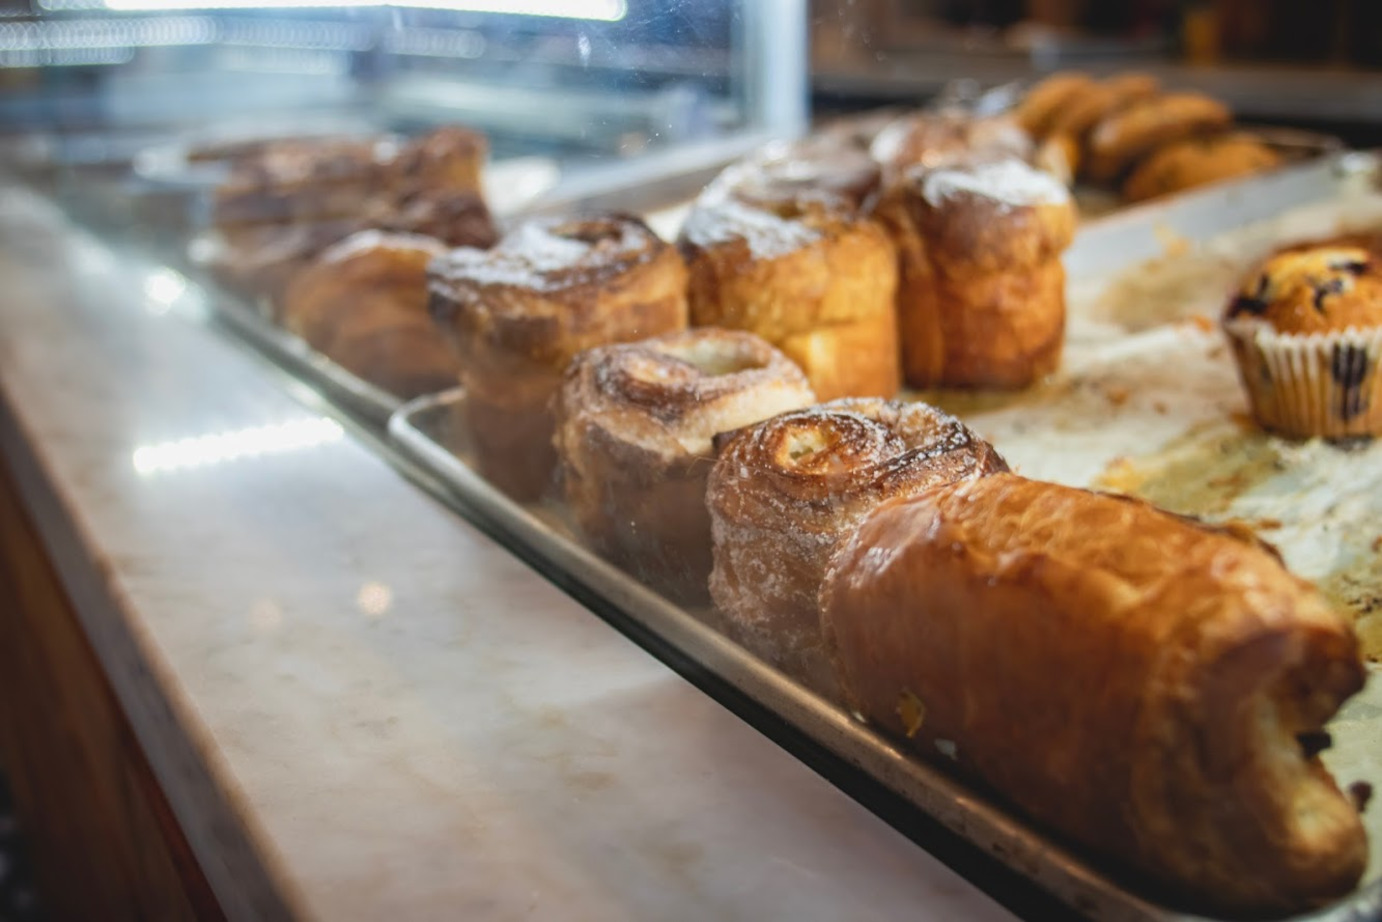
[0,186,1018,920]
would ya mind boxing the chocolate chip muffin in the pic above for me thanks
[1222,246,1382,438]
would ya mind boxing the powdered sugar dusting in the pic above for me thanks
[921,159,1069,211]
[436,218,648,291]
[682,194,820,261]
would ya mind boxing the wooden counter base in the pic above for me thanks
[0,453,222,921]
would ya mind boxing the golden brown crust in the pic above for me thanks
[707,399,1008,697]
[554,329,815,600]
[1224,246,1382,334]
[870,111,1033,179]
[1014,72,1095,138]
[1086,92,1233,184]
[1121,133,1281,203]
[1047,72,1161,142]
[820,473,1368,916]
[679,194,901,401]
[279,230,456,399]
[875,159,1075,389]
[429,214,689,500]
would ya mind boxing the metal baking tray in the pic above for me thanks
[385,151,1382,921]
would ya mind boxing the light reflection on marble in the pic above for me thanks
[0,190,1016,922]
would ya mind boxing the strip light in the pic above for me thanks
[132,417,345,475]
[100,0,626,18]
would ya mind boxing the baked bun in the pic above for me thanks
[1086,92,1232,184]
[554,329,815,601]
[876,158,1076,389]
[429,214,688,500]
[279,230,456,399]
[1222,246,1382,438]
[1014,71,1095,138]
[209,126,497,304]
[711,136,883,215]
[707,398,1008,697]
[820,473,1368,917]
[1047,72,1160,142]
[870,111,1033,178]
[679,187,900,401]
[1121,133,1281,203]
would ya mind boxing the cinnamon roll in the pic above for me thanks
[280,231,457,399]
[554,329,815,601]
[429,214,688,500]
[709,136,883,215]
[679,190,900,402]
[706,398,1008,698]
[876,158,1076,389]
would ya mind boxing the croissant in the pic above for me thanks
[706,398,1008,698]
[429,214,688,500]
[554,329,814,601]
[821,473,1369,916]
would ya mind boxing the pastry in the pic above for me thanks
[875,157,1076,389]
[429,214,688,500]
[209,126,497,304]
[706,398,1007,698]
[869,111,1033,178]
[279,230,457,399]
[1122,133,1282,202]
[1014,71,1095,138]
[1047,72,1160,143]
[1086,92,1232,184]
[1222,245,1382,438]
[1032,130,1080,186]
[820,473,1369,916]
[679,181,900,401]
[553,329,815,601]
[710,136,883,215]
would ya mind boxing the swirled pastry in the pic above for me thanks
[279,231,456,399]
[679,190,900,402]
[709,136,884,215]
[821,474,1368,916]
[876,158,1076,389]
[554,329,814,600]
[706,398,1008,697]
[429,214,688,500]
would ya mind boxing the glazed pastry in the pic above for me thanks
[1086,92,1232,184]
[1122,133,1282,202]
[706,398,1008,698]
[1047,72,1160,143]
[821,473,1369,916]
[553,329,815,601]
[1014,71,1095,138]
[710,136,883,215]
[876,158,1076,389]
[211,136,385,232]
[279,231,457,399]
[869,111,1033,178]
[429,214,688,500]
[679,186,900,401]
[1222,245,1382,438]
[207,219,362,306]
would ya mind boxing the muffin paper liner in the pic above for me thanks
[1223,320,1382,439]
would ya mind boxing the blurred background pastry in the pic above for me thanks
[1085,91,1233,183]
[1121,133,1283,202]
[279,231,456,400]
[706,398,1007,698]
[429,214,688,500]
[554,329,815,601]
[876,157,1076,389]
